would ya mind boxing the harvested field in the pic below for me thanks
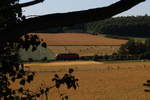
[26,61,103,67]
[36,33,127,45]
[12,61,150,100]
[34,33,128,56]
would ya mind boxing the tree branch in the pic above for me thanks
[0,0,44,13]
[19,0,44,8]
[0,0,145,41]
[19,0,146,32]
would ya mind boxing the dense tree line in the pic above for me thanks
[53,15,150,37]
[86,15,150,37]
[44,15,150,37]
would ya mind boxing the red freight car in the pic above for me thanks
[56,53,79,60]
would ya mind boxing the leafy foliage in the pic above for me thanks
[18,34,47,51]
[0,34,48,99]
[0,0,79,99]
[0,0,24,29]
[52,68,79,90]
[0,34,79,100]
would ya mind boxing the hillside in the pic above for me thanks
[36,33,127,46]
[20,33,128,61]
[32,33,128,56]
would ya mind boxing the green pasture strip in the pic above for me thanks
[105,34,148,42]
[130,37,148,41]
[104,34,129,40]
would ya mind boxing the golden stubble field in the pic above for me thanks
[12,61,150,100]
[36,33,127,45]
[35,33,128,56]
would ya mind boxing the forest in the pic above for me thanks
[86,15,150,37]
[43,15,150,37]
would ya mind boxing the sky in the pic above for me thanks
[20,0,150,17]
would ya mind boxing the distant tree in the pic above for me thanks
[118,39,146,56]
[141,39,150,59]
[118,39,135,55]
[117,39,150,60]
[135,41,146,54]
[145,39,150,52]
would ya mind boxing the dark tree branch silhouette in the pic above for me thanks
[19,0,44,8]
[0,0,44,12]
[0,0,145,41]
